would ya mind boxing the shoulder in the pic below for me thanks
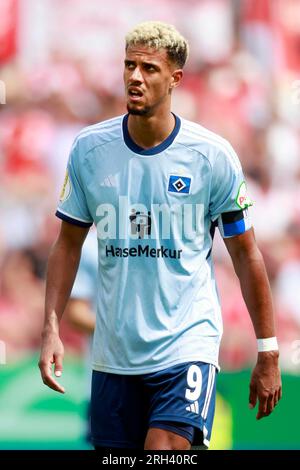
[178,117,241,172]
[71,115,123,156]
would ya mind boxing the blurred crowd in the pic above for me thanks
[0,0,300,370]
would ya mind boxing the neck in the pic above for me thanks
[127,107,175,150]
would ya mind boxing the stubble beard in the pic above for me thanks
[126,104,152,116]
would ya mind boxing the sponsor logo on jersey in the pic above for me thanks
[96,197,204,244]
[235,181,253,209]
[168,175,192,194]
[59,169,71,202]
[105,244,182,259]
[129,209,151,239]
[96,197,204,258]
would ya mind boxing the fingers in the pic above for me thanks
[256,393,268,420]
[38,359,65,394]
[249,362,282,420]
[274,385,282,406]
[274,389,279,407]
[43,373,65,393]
[266,393,275,415]
[257,388,282,419]
[249,383,257,409]
[256,383,282,419]
[54,353,63,377]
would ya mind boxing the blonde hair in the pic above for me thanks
[125,21,189,68]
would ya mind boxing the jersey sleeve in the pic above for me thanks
[56,140,93,228]
[209,146,253,238]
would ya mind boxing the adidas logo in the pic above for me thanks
[100,175,116,187]
[186,400,199,414]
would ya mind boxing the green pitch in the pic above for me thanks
[0,354,299,449]
[0,354,91,449]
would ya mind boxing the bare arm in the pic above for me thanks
[39,221,90,393]
[224,228,282,419]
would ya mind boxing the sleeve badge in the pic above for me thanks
[59,169,72,202]
[235,181,253,209]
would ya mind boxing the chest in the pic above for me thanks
[83,145,211,211]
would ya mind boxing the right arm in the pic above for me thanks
[38,221,89,393]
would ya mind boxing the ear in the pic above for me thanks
[170,69,183,90]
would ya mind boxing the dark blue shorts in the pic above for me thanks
[91,361,217,449]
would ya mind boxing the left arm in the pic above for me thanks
[224,228,282,419]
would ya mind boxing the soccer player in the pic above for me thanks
[39,21,282,450]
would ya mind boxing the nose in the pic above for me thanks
[130,66,143,83]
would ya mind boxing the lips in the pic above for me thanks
[128,87,143,102]
[128,87,143,96]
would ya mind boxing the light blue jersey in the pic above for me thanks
[57,114,252,374]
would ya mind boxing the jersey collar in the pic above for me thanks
[122,113,181,155]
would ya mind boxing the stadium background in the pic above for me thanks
[0,0,300,450]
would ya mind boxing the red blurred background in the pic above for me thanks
[0,0,300,372]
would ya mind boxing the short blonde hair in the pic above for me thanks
[125,21,189,68]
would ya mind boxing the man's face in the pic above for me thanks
[124,45,180,116]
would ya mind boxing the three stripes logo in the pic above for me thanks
[185,400,199,414]
[185,364,216,419]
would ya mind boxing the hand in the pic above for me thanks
[38,330,65,393]
[249,351,282,420]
